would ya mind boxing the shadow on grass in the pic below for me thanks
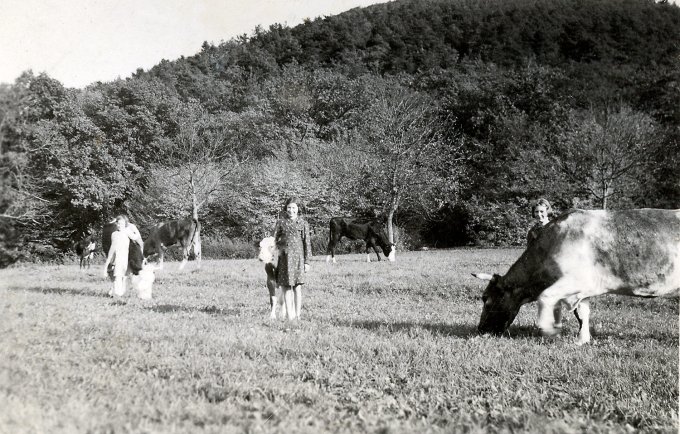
[8,286,111,298]
[149,304,241,316]
[341,319,550,341]
[340,319,479,338]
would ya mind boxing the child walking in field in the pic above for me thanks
[103,215,144,297]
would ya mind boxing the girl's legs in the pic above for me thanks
[283,285,296,321]
[113,276,127,297]
[294,285,302,320]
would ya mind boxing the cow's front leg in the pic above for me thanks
[537,296,562,337]
[157,249,165,270]
[269,295,277,319]
[267,278,277,319]
[179,247,189,270]
[276,289,286,319]
[553,302,563,329]
[574,300,591,345]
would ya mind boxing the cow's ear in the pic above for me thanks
[472,272,494,281]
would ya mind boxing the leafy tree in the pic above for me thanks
[355,78,462,245]
[546,105,659,209]
[140,101,246,255]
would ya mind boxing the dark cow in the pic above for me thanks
[74,231,97,269]
[473,209,680,345]
[326,217,395,263]
[102,220,144,277]
[257,236,287,319]
[143,217,201,270]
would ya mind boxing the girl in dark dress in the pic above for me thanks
[527,198,572,329]
[527,197,553,246]
[273,197,312,321]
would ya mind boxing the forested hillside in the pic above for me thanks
[2,0,679,264]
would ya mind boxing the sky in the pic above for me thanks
[1,0,390,89]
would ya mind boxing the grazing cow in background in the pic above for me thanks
[326,217,395,263]
[257,236,286,320]
[143,217,201,270]
[74,231,97,269]
[473,208,680,345]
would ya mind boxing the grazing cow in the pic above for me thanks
[74,231,97,269]
[326,217,395,263]
[143,217,201,270]
[257,236,287,319]
[129,262,158,300]
[102,219,144,277]
[473,209,680,345]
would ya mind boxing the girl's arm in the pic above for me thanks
[302,220,312,266]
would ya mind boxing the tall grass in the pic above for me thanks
[0,249,677,433]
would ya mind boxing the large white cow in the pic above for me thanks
[474,208,680,344]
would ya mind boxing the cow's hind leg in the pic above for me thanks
[574,300,591,345]
[326,236,340,263]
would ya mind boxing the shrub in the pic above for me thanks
[201,235,257,260]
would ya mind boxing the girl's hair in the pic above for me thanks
[114,214,130,224]
[283,197,301,209]
[531,198,553,218]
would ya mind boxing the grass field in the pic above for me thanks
[0,249,677,433]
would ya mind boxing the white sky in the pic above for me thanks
[0,0,390,88]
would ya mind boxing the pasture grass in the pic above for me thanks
[0,249,677,433]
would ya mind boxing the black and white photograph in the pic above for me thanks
[1,0,679,432]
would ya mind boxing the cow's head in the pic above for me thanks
[473,273,522,335]
[374,229,396,261]
[130,262,159,300]
[385,243,396,262]
[257,237,278,265]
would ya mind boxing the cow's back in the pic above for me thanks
[144,217,197,254]
[102,222,116,255]
[541,209,680,296]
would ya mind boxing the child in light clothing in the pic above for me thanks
[103,216,131,296]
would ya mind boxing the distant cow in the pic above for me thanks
[102,219,144,277]
[326,217,395,263]
[257,236,287,319]
[143,217,201,270]
[74,231,97,269]
[473,209,680,345]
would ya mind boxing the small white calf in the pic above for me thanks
[257,237,287,320]
[129,262,158,300]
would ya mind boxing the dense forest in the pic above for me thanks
[1,0,679,265]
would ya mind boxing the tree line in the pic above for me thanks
[1,0,679,266]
